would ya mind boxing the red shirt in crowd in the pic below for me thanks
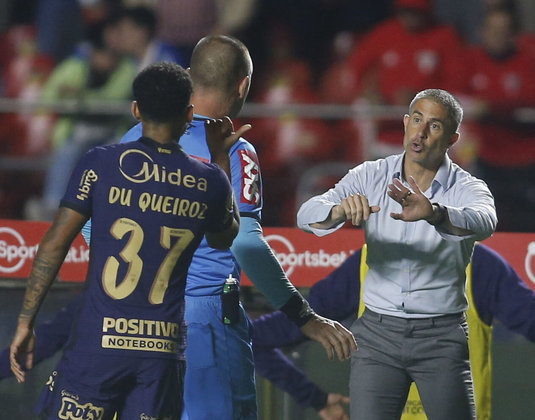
[460,44,535,166]
[345,17,464,106]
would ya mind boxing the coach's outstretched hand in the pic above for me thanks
[300,314,357,361]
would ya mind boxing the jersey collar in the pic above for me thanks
[139,136,183,155]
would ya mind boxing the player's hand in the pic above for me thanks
[388,177,433,222]
[300,314,357,361]
[204,117,251,161]
[319,393,350,420]
[331,194,380,226]
[10,323,36,383]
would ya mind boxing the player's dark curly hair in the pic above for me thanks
[133,61,192,123]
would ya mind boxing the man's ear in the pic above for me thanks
[186,104,194,123]
[449,132,460,148]
[131,101,141,121]
[238,75,250,99]
[403,114,410,132]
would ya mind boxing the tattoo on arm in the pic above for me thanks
[19,207,86,326]
[19,255,63,325]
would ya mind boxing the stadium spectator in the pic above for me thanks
[329,0,465,158]
[456,6,535,232]
[111,5,187,70]
[252,243,535,419]
[297,88,497,419]
[154,0,259,67]
[23,17,137,221]
[9,61,240,419]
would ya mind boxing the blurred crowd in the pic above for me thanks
[0,0,534,231]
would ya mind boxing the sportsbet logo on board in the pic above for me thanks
[0,221,90,281]
[0,226,39,274]
[265,233,352,277]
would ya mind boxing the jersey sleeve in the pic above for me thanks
[306,249,361,320]
[204,165,236,233]
[252,345,328,411]
[230,140,262,221]
[472,244,535,341]
[81,123,142,244]
[60,148,101,217]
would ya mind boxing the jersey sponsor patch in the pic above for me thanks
[76,169,98,201]
[238,149,261,206]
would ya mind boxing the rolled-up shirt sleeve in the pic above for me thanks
[437,177,497,242]
[297,167,364,236]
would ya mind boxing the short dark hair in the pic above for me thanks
[120,6,157,38]
[409,89,463,133]
[190,35,252,94]
[133,62,192,123]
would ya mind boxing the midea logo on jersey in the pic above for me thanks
[119,149,165,183]
[524,242,535,286]
[119,149,207,190]
[0,227,38,273]
[265,234,350,277]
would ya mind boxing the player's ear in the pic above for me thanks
[186,104,194,123]
[131,101,141,121]
[238,76,250,99]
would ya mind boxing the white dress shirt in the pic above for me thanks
[297,153,497,317]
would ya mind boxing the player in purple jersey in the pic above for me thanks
[9,62,241,419]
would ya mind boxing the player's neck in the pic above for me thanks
[191,91,232,119]
[141,122,182,145]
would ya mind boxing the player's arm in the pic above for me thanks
[472,244,535,341]
[205,190,240,250]
[203,117,251,249]
[10,207,87,383]
[253,345,332,414]
[233,219,357,360]
[251,249,362,350]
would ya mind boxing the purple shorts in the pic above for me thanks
[35,351,184,419]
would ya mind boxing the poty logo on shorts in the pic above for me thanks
[58,395,104,420]
[0,227,39,273]
[524,242,535,286]
[265,234,351,277]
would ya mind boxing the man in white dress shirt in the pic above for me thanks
[297,88,497,420]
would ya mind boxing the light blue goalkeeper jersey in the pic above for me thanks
[84,115,263,297]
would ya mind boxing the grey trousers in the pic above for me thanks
[350,308,476,420]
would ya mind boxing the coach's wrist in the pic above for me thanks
[427,203,447,226]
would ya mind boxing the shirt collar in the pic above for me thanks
[139,136,183,154]
[392,152,453,194]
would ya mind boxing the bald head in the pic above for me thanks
[190,35,253,95]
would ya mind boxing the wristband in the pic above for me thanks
[280,292,315,327]
[429,203,447,226]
